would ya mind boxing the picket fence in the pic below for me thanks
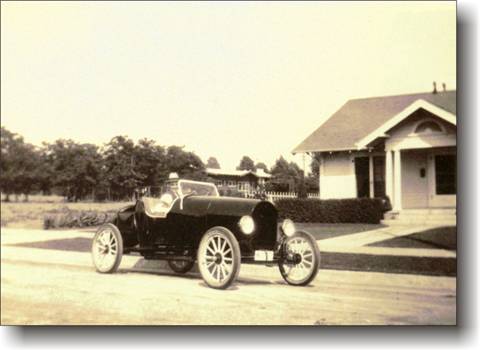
[244,191,320,202]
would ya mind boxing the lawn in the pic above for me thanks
[369,226,456,250]
[295,223,386,240]
[321,252,456,276]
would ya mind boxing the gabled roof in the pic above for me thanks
[206,168,271,178]
[292,90,456,153]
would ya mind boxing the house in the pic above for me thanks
[292,88,456,221]
[206,168,271,193]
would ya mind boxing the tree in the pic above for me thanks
[267,156,302,192]
[134,138,167,187]
[0,127,22,201]
[35,144,54,195]
[255,162,268,173]
[102,136,143,200]
[165,145,206,181]
[305,174,319,193]
[236,156,255,171]
[14,143,43,201]
[45,139,103,201]
[206,156,220,169]
[310,153,322,177]
[0,127,45,201]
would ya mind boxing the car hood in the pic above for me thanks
[178,196,273,217]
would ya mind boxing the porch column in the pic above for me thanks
[369,155,374,198]
[393,149,402,211]
[385,150,393,202]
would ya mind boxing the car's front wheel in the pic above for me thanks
[92,223,123,273]
[197,227,241,289]
[278,231,320,286]
[168,260,195,274]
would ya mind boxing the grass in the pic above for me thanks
[369,226,456,250]
[1,200,132,229]
[321,252,456,276]
[1,193,65,203]
[295,223,386,240]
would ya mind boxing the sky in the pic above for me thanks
[1,1,456,171]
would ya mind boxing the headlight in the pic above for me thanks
[281,219,296,237]
[239,215,255,235]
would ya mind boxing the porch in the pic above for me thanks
[372,107,457,213]
[352,146,456,211]
[382,208,456,226]
[386,147,457,211]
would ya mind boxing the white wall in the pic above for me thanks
[320,153,357,199]
[385,115,456,151]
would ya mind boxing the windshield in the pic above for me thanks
[139,180,219,199]
[178,180,219,197]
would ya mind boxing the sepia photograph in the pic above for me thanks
[1,0,458,327]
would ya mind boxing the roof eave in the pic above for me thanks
[292,147,365,154]
[356,99,457,149]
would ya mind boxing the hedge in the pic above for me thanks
[275,198,385,224]
[44,210,115,229]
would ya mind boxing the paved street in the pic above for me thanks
[1,228,456,325]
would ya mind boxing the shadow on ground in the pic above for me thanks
[9,235,456,277]
[369,226,456,250]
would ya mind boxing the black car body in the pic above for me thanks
[92,178,320,289]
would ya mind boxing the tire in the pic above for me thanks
[278,231,320,286]
[168,260,195,274]
[197,226,241,289]
[92,223,123,273]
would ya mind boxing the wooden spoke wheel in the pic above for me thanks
[278,231,320,286]
[197,227,241,289]
[92,223,123,273]
[168,259,195,274]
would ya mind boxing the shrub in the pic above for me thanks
[274,198,385,224]
[44,209,116,229]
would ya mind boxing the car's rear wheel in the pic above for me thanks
[197,227,241,289]
[168,260,195,274]
[92,223,123,273]
[278,231,320,286]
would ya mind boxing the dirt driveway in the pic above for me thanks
[1,228,456,325]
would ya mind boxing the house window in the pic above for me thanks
[415,121,443,133]
[435,154,456,195]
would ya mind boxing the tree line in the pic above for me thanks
[0,127,318,202]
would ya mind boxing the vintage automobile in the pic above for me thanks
[91,175,320,289]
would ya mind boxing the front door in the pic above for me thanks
[402,150,429,208]
[355,157,370,198]
[428,151,456,207]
